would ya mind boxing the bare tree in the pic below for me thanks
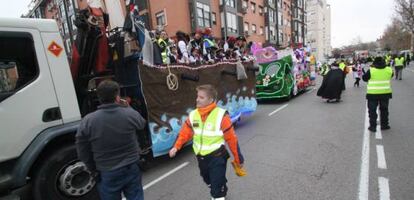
[395,0,414,51]
[380,17,411,51]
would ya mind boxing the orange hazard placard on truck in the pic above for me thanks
[48,41,63,57]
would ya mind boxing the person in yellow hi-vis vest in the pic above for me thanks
[169,84,245,200]
[157,31,170,64]
[362,57,393,132]
[339,60,347,90]
[394,54,405,80]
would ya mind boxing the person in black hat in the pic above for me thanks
[362,56,393,132]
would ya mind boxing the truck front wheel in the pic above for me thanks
[32,145,100,200]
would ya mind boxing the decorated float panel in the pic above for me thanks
[138,61,258,157]
[252,43,311,99]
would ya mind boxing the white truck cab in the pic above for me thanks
[0,18,99,199]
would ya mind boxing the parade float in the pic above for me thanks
[138,61,257,156]
[70,5,258,158]
[252,43,311,100]
[136,22,257,156]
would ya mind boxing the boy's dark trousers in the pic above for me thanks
[367,99,389,128]
[197,146,229,198]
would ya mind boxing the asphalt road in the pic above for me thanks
[140,65,414,200]
[13,65,414,200]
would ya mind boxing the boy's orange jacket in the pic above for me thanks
[173,103,244,165]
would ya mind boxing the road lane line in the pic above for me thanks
[358,109,370,200]
[378,177,390,200]
[375,127,382,139]
[376,145,387,169]
[306,87,316,94]
[268,104,289,116]
[122,161,190,199]
[143,162,189,190]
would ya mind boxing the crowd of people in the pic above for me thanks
[317,52,409,104]
[149,27,253,65]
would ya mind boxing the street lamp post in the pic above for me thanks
[223,0,228,41]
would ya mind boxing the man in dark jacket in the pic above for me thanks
[317,62,345,102]
[76,80,146,200]
[362,57,393,132]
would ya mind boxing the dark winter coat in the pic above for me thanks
[317,67,345,100]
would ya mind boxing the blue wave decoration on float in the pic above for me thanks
[150,92,257,157]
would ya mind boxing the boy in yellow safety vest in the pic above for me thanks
[169,84,245,200]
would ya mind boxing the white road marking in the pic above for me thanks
[268,104,289,116]
[358,109,370,200]
[375,126,382,139]
[376,145,387,169]
[306,87,316,94]
[122,162,190,200]
[378,177,390,200]
[143,162,189,190]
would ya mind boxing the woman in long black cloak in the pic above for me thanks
[317,62,345,102]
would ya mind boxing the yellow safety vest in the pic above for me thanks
[158,38,168,63]
[394,57,404,67]
[367,67,392,94]
[339,62,346,71]
[189,107,226,156]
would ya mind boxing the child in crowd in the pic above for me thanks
[353,61,363,87]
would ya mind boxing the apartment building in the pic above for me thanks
[306,0,331,61]
[146,0,266,44]
[280,0,292,48]
[25,0,307,51]
[291,0,307,48]
[241,0,266,44]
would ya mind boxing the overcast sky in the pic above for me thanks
[0,0,396,48]
[0,0,32,18]
[327,0,395,48]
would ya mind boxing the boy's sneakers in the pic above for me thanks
[381,125,391,130]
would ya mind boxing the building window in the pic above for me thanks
[259,6,263,15]
[222,12,237,33]
[270,26,275,37]
[269,9,274,23]
[71,15,77,31]
[197,2,211,27]
[279,32,283,42]
[221,0,235,8]
[260,26,264,35]
[252,24,256,33]
[244,22,249,32]
[251,2,256,13]
[66,39,71,54]
[61,23,66,35]
[268,0,275,5]
[242,0,248,8]
[278,12,283,26]
[212,12,217,25]
[156,11,166,26]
